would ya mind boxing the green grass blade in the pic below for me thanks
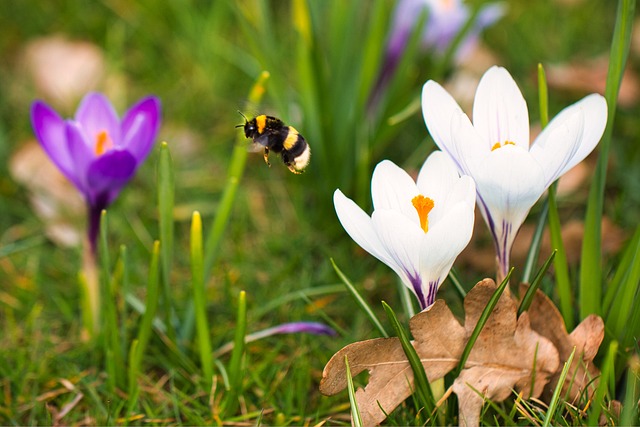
[537,63,549,128]
[345,355,363,427]
[587,340,618,426]
[456,269,512,376]
[128,240,161,411]
[99,210,120,394]
[521,199,549,284]
[330,258,388,338]
[382,301,434,418]
[608,230,640,341]
[620,358,640,426]
[536,62,574,328]
[158,141,176,343]
[221,290,247,418]
[542,347,576,427]
[191,211,213,388]
[397,278,416,319]
[126,339,140,415]
[448,268,467,299]
[548,184,574,329]
[118,245,130,376]
[580,0,635,318]
[522,64,548,285]
[603,224,640,314]
[620,290,640,362]
[519,250,557,316]
[107,249,127,391]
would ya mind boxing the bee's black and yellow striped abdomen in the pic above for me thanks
[240,114,310,174]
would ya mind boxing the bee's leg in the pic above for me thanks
[287,164,302,174]
[263,148,271,167]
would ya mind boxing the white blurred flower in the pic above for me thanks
[334,151,475,310]
[422,66,607,280]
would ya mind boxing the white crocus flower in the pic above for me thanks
[334,151,475,311]
[422,66,607,281]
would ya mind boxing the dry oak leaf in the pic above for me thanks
[320,279,560,427]
[520,284,604,403]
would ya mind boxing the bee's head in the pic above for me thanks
[236,111,256,138]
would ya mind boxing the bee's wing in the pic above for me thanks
[247,141,266,153]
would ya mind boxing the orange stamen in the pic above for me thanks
[95,130,113,156]
[412,195,435,233]
[491,140,516,151]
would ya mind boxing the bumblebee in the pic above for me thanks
[237,113,310,174]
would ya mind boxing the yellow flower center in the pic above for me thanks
[412,195,435,233]
[491,140,516,151]
[95,130,114,156]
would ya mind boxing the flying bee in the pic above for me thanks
[237,113,310,174]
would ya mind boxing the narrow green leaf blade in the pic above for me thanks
[580,0,635,318]
[382,301,434,417]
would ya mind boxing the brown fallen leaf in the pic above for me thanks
[22,35,105,109]
[10,141,85,247]
[520,284,604,403]
[453,281,559,427]
[320,279,559,427]
[546,57,640,107]
[318,299,465,425]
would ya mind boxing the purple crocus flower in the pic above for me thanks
[369,0,504,111]
[31,92,161,252]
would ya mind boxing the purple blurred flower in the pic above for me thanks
[266,321,338,337]
[391,0,505,60]
[370,0,504,111]
[214,321,338,357]
[31,92,161,252]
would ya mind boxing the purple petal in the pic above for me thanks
[86,149,137,206]
[268,322,338,336]
[75,92,122,146]
[121,96,161,161]
[31,101,75,179]
[65,121,96,195]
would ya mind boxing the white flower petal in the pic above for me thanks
[433,174,476,226]
[371,160,419,220]
[371,209,423,285]
[473,66,530,148]
[333,190,395,269]
[422,80,468,170]
[530,108,584,187]
[416,151,460,205]
[471,145,545,244]
[421,200,475,278]
[449,110,488,174]
[557,94,607,176]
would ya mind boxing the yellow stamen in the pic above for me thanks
[412,195,435,233]
[491,140,516,151]
[95,130,113,156]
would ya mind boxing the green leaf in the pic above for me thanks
[128,240,161,412]
[382,301,435,418]
[158,141,176,343]
[542,347,576,427]
[519,250,556,316]
[345,355,363,427]
[580,0,635,318]
[221,290,248,417]
[191,211,213,389]
[587,340,618,426]
[548,184,574,329]
[455,268,512,375]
